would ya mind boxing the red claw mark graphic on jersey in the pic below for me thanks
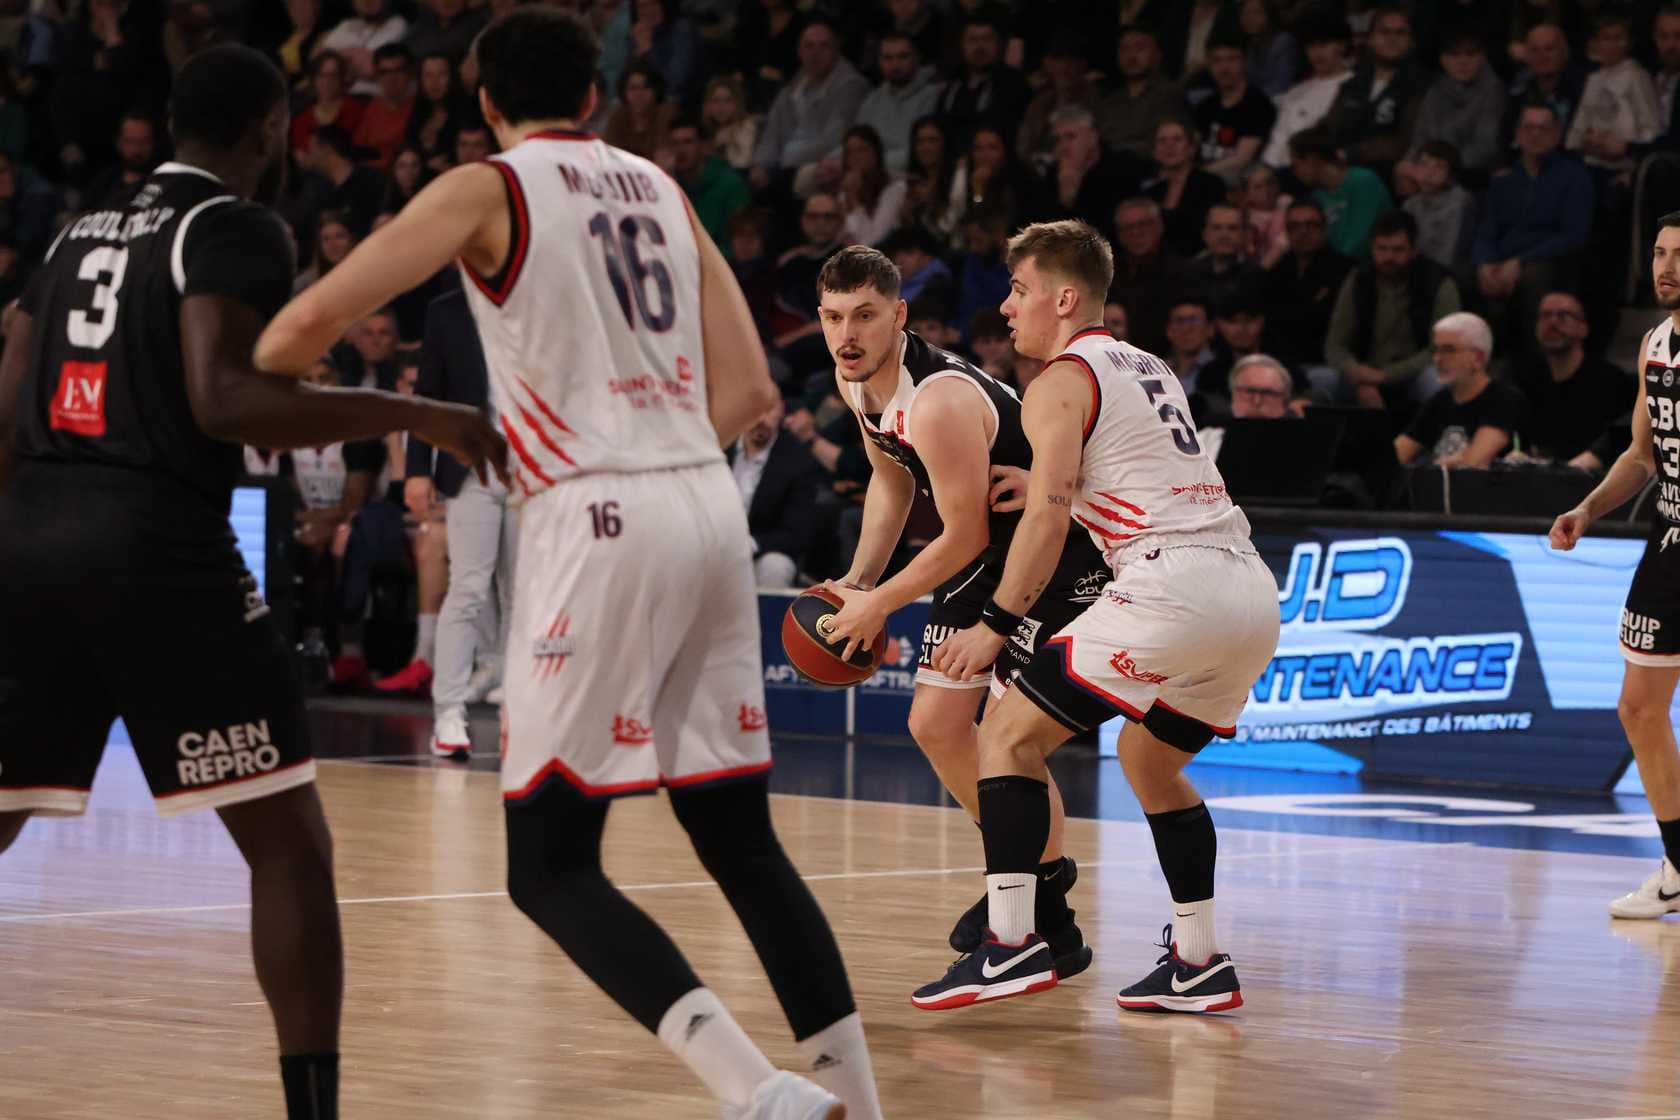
[1076,491,1152,543]
[533,612,573,679]
[738,704,768,733]
[512,375,579,468]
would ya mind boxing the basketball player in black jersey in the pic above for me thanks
[816,246,1106,978]
[1553,211,1680,919]
[0,46,504,1120]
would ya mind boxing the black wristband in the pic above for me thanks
[980,599,1024,638]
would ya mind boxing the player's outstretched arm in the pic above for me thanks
[1552,338,1656,550]
[687,195,778,445]
[255,162,507,376]
[0,305,32,493]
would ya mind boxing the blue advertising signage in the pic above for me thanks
[756,591,930,738]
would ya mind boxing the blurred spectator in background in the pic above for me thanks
[702,76,759,173]
[1109,195,1195,357]
[1198,353,1296,460]
[381,146,428,214]
[453,120,493,165]
[852,31,941,174]
[1322,5,1425,177]
[934,10,1028,149]
[769,192,845,383]
[1242,163,1292,269]
[1502,22,1585,146]
[902,115,960,248]
[605,59,675,164]
[295,209,358,293]
[1040,105,1150,232]
[0,152,56,267]
[1164,297,1223,422]
[752,18,869,199]
[1473,101,1593,348]
[888,225,955,310]
[1191,203,1265,312]
[292,50,364,160]
[316,0,408,95]
[49,0,158,186]
[669,115,748,249]
[1104,300,1128,340]
[727,207,780,341]
[1099,25,1188,159]
[0,57,30,172]
[883,0,944,66]
[82,111,159,210]
[627,0,701,106]
[1163,0,1229,82]
[1566,13,1660,174]
[950,122,1042,230]
[1019,30,1103,166]
[1240,0,1298,97]
[1290,125,1393,259]
[1403,141,1475,270]
[1513,291,1633,461]
[407,51,468,174]
[277,0,326,83]
[404,0,486,67]
[1262,14,1351,169]
[735,0,806,112]
[1144,117,1229,257]
[1395,311,1528,467]
[969,308,1023,385]
[1265,198,1352,370]
[1194,32,1276,183]
[1327,209,1461,410]
[304,124,387,238]
[1625,6,1680,166]
[955,209,1011,343]
[353,43,416,169]
[730,396,822,588]
[837,124,905,246]
[1410,28,1506,184]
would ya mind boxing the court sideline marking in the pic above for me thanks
[0,839,1463,924]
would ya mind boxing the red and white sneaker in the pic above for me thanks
[375,657,434,695]
[430,708,472,760]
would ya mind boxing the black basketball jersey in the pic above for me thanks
[14,162,296,512]
[1642,318,1680,525]
[849,328,1034,557]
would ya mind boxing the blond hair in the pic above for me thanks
[1006,220,1115,304]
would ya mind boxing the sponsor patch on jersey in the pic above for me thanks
[611,715,654,746]
[738,704,768,732]
[49,360,108,437]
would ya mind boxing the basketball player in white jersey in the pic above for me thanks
[255,11,881,1119]
[1551,213,1680,920]
[910,221,1280,1013]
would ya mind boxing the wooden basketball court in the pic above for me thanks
[3,748,1679,1119]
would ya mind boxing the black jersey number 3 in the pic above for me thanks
[67,245,130,350]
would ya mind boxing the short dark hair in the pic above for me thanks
[1593,11,1633,35]
[879,29,917,53]
[668,113,703,137]
[312,124,355,159]
[1299,14,1350,45]
[620,57,667,99]
[729,207,775,242]
[1519,98,1561,126]
[969,307,1009,341]
[1417,140,1461,178]
[1440,28,1485,54]
[1658,210,1680,230]
[1288,125,1340,162]
[475,8,599,126]
[818,245,903,299]
[962,9,1007,37]
[1206,31,1246,55]
[169,43,287,150]
[373,42,412,67]
[1369,209,1417,243]
[1286,197,1327,218]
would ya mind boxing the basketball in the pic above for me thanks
[781,587,888,689]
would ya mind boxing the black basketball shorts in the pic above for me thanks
[917,533,1113,695]
[0,464,313,817]
[1621,523,1680,666]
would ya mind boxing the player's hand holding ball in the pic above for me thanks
[819,582,889,662]
[932,623,1004,683]
[1549,506,1590,551]
[781,582,888,687]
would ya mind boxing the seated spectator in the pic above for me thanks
[734,0,806,113]
[453,120,493,166]
[1261,14,1352,169]
[304,124,388,238]
[1403,141,1475,270]
[1099,25,1189,159]
[702,76,760,173]
[1204,294,1298,396]
[1241,163,1292,269]
[381,146,429,215]
[1472,102,1593,347]
[353,44,416,169]
[1502,22,1586,148]
[1566,13,1661,174]
[883,0,944,68]
[888,226,956,309]
[949,123,1043,230]
[295,209,358,293]
[1019,30,1103,166]
[1162,0,1230,83]
[969,307,1024,385]
[82,112,159,211]
[730,396,823,588]
[850,31,941,175]
[751,18,870,199]
[291,50,365,159]
[404,0,486,67]
[1395,312,1528,467]
[902,114,961,249]
[770,193,845,382]
[837,125,906,247]
[1321,6,1427,177]
[728,207,780,341]
[1163,297,1223,422]
[1290,125,1393,259]
[1040,106,1150,233]
[1264,198,1352,369]
[1239,0,1297,97]
[1513,291,1633,461]
[627,0,702,106]
[1623,7,1680,167]
[934,10,1029,148]
[47,0,152,185]
[956,210,1011,342]
[1144,117,1230,258]
[1194,32,1277,184]
[1327,209,1461,409]
[907,293,961,352]
[1198,353,1295,460]
[1104,301,1128,340]
[604,60,675,165]
[276,0,325,83]
[406,51,469,174]
[316,0,408,95]
[1109,196,1197,356]
[0,152,57,267]
[1190,203,1266,313]
[669,115,749,250]
[1409,29,1507,184]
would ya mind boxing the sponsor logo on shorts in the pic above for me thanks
[737,704,767,732]
[1109,650,1168,685]
[176,720,281,787]
[612,715,654,746]
[1623,608,1663,652]
[534,612,574,679]
[1072,569,1110,599]
[920,624,956,663]
[1663,527,1680,553]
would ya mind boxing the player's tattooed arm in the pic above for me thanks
[1047,493,1073,506]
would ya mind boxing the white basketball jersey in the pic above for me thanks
[1057,328,1252,565]
[459,130,722,499]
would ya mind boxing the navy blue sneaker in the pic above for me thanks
[1115,924,1243,1015]
[910,933,1059,1011]
[949,858,1079,952]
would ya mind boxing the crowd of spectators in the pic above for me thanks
[4,0,1677,686]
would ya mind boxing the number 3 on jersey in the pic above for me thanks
[1139,377,1200,455]
[67,245,129,350]
[588,212,674,332]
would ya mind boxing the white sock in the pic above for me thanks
[655,988,775,1109]
[415,613,437,664]
[1173,898,1219,966]
[796,1012,883,1120]
[986,872,1037,945]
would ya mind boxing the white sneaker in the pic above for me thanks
[720,1072,845,1120]
[430,707,472,760]
[464,660,500,703]
[485,685,505,705]
[1609,857,1680,918]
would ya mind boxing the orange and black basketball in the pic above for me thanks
[781,587,888,689]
